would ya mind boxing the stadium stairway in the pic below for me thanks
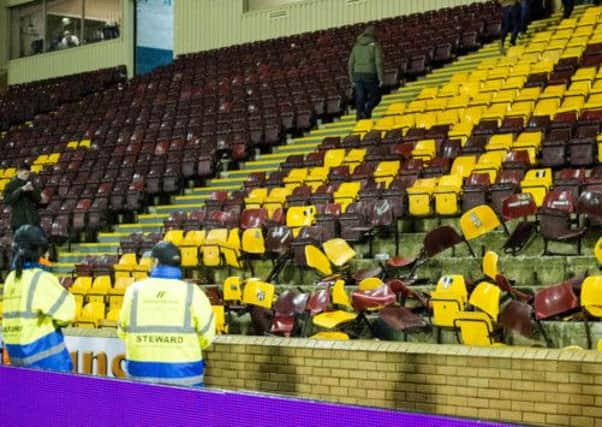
[53,10,571,276]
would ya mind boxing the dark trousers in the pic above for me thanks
[354,77,381,120]
[562,0,574,18]
[501,4,520,46]
[520,0,530,34]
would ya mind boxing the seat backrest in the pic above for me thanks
[423,226,464,258]
[469,282,500,320]
[460,205,501,241]
[502,192,537,221]
[581,276,602,317]
[542,190,574,212]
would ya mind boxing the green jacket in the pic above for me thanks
[3,177,41,229]
[348,32,384,83]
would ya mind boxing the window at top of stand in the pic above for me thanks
[9,0,122,60]
[244,0,306,12]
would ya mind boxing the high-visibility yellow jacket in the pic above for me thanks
[118,266,215,387]
[2,267,75,371]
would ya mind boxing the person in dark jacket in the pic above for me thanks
[348,25,384,121]
[562,0,574,18]
[3,163,41,232]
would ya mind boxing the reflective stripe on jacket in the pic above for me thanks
[117,269,215,386]
[2,268,75,372]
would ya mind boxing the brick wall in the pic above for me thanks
[205,336,602,427]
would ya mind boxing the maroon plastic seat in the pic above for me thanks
[490,169,525,214]
[501,193,538,255]
[351,284,397,311]
[539,191,586,255]
[462,173,490,212]
[240,208,268,230]
[534,282,579,321]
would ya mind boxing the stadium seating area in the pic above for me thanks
[0,1,500,255]
[1,2,601,351]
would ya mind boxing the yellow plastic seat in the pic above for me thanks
[407,178,439,217]
[433,174,463,216]
[515,87,541,102]
[75,302,105,328]
[520,168,552,207]
[438,82,460,97]
[373,116,398,133]
[394,114,415,130]
[305,167,329,188]
[469,92,494,107]
[451,155,477,177]
[100,307,121,328]
[352,119,373,134]
[374,160,400,186]
[453,311,496,346]
[358,277,384,291]
[33,154,49,165]
[415,112,436,129]
[493,89,517,104]
[473,151,504,182]
[460,205,502,241]
[425,98,448,112]
[449,122,474,145]
[469,282,501,320]
[480,79,504,93]
[483,251,499,281]
[573,66,597,83]
[406,100,426,113]
[133,256,152,280]
[581,276,602,318]
[241,228,265,255]
[245,188,268,209]
[180,246,199,268]
[463,106,485,125]
[513,132,543,164]
[333,182,361,212]
[283,168,308,186]
[481,103,509,123]
[533,98,560,117]
[584,93,602,111]
[163,230,184,246]
[430,275,466,328]
[486,134,513,153]
[557,96,585,115]
[324,149,346,169]
[66,141,79,150]
[47,153,61,164]
[87,275,112,304]
[313,311,357,330]
[79,139,91,149]
[383,103,406,116]
[70,276,92,295]
[343,148,367,172]
[416,87,439,100]
[222,229,242,269]
[202,228,229,267]
[305,245,333,276]
[566,81,591,98]
[310,331,350,340]
[436,109,460,125]
[182,230,206,248]
[263,187,293,215]
[108,277,135,311]
[506,101,534,122]
[113,253,138,278]
[212,305,227,334]
[447,94,471,109]
[223,276,242,302]
[242,280,275,309]
[286,205,316,236]
[322,238,356,267]
[412,139,437,161]
[595,237,602,266]
[504,76,526,90]
[539,84,566,100]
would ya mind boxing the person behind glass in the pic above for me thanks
[562,0,574,18]
[499,0,520,52]
[61,30,80,48]
[348,25,384,121]
[3,163,41,233]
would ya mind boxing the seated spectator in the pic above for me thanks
[61,30,80,48]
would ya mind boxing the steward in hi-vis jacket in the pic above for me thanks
[118,241,215,386]
[2,225,75,371]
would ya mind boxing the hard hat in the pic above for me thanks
[13,225,49,253]
[151,241,181,267]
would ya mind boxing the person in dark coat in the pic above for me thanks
[3,163,41,232]
[348,25,384,121]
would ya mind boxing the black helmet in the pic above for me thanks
[151,241,181,267]
[13,225,49,253]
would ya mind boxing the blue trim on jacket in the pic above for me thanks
[127,360,204,378]
[5,330,72,372]
[150,265,183,280]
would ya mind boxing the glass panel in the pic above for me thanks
[84,0,121,45]
[10,1,44,59]
[46,0,83,52]
[245,0,305,12]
